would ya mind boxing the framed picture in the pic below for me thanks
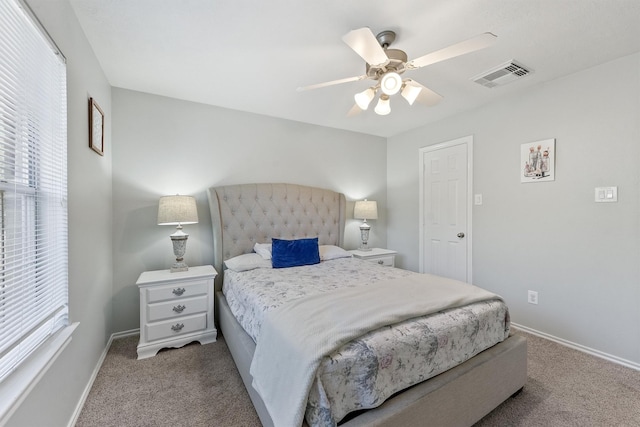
[89,97,104,156]
[521,138,555,183]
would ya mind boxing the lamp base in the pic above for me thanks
[359,222,372,252]
[170,232,189,273]
[170,262,189,273]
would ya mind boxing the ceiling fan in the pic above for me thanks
[297,28,497,116]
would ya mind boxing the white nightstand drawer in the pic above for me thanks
[145,313,207,342]
[145,279,209,303]
[147,295,208,322]
[366,255,395,267]
[349,248,397,268]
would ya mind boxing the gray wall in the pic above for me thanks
[7,1,114,426]
[111,88,388,332]
[387,53,640,365]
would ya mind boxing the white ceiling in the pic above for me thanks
[68,0,640,138]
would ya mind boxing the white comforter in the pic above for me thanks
[249,274,503,427]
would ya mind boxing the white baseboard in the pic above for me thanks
[67,328,140,427]
[110,328,141,340]
[511,323,640,372]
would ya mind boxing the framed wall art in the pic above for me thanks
[89,97,104,156]
[521,138,555,183]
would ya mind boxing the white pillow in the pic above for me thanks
[319,245,352,261]
[254,242,272,260]
[224,253,272,272]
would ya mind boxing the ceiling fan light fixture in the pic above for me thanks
[374,95,391,115]
[380,72,402,95]
[401,82,423,105]
[354,87,376,110]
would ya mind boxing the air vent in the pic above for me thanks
[472,60,531,88]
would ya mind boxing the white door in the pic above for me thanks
[419,136,472,282]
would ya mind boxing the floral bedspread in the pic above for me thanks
[223,257,510,426]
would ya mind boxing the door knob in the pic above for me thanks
[457,232,465,238]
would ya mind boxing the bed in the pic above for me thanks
[207,183,527,427]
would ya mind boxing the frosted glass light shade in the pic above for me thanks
[374,95,391,115]
[354,200,378,220]
[354,87,375,110]
[158,195,198,225]
[380,72,402,95]
[401,82,423,105]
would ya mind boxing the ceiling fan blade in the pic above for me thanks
[407,32,497,69]
[297,75,367,92]
[347,104,363,117]
[342,27,389,66]
[410,80,443,106]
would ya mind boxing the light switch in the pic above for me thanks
[474,194,483,205]
[595,186,617,203]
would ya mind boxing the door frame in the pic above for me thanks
[418,135,473,282]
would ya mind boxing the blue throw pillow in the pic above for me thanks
[271,237,320,268]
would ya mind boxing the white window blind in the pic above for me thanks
[0,0,68,383]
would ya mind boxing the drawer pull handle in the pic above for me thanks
[171,323,184,332]
[378,260,384,265]
[173,304,186,313]
[172,287,186,296]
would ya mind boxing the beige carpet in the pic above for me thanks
[76,335,261,427]
[76,331,640,426]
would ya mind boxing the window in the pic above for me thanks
[0,0,68,384]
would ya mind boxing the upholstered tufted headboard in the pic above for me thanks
[207,183,346,290]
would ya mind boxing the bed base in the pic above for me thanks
[217,291,527,427]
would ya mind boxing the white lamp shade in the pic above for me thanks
[158,195,199,225]
[374,95,391,116]
[401,82,423,105]
[354,87,375,110]
[380,72,402,95]
[354,200,378,220]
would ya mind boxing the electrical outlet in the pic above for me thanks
[527,290,538,305]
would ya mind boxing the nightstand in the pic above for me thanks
[136,265,217,359]
[349,248,397,267]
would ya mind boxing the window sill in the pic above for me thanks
[0,322,79,425]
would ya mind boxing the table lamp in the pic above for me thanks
[157,195,198,272]
[354,199,378,251]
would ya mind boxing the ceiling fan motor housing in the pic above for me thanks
[365,49,408,79]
